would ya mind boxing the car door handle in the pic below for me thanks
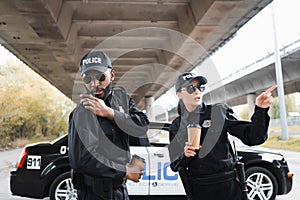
[153,153,164,158]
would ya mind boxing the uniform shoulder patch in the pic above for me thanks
[202,120,211,128]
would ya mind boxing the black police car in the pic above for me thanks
[10,122,293,200]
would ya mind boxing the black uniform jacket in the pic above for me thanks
[168,102,270,177]
[68,87,149,182]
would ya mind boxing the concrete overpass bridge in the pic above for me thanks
[203,38,300,107]
[156,39,300,121]
[0,0,272,110]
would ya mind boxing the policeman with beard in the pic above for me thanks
[68,50,149,200]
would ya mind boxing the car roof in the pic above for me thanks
[149,121,170,131]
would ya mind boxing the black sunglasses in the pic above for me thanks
[83,73,106,84]
[182,84,205,94]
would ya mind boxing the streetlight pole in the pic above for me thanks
[271,1,289,140]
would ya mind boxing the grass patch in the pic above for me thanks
[269,125,300,131]
[9,135,57,149]
[12,138,30,148]
[30,135,57,144]
[261,134,300,152]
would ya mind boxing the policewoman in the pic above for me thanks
[68,50,149,200]
[168,72,276,200]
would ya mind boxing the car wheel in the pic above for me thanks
[246,166,278,200]
[49,171,77,200]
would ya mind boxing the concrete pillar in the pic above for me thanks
[247,93,256,119]
[145,96,155,121]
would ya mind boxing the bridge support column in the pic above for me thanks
[247,93,256,119]
[145,96,154,121]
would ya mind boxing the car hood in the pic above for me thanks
[238,146,283,156]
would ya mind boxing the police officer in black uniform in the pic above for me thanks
[68,50,149,200]
[168,72,276,200]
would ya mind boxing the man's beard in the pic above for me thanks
[90,82,112,100]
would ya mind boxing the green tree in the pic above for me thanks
[269,94,297,119]
[239,106,249,120]
[0,59,74,148]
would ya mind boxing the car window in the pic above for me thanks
[129,128,170,147]
[50,134,67,145]
[148,128,169,146]
[129,135,150,147]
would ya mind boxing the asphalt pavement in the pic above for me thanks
[273,149,300,200]
[0,147,299,200]
[0,148,48,200]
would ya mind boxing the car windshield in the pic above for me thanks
[50,134,67,145]
[147,128,169,145]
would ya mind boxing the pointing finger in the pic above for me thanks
[265,85,277,93]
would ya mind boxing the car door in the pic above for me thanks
[127,124,185,197]
[147,146,185,195]
[127,146,149,195]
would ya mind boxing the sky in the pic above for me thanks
[0,44,18,66]
[154,0,300,112]
[212,0,300,78]
[1,0,300,114]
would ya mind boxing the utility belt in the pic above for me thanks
[188,170,236,185]
[71,170,126,190]
[82,174,126,189]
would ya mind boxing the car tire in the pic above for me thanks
[245,166,278,200]
[49,171,77,200]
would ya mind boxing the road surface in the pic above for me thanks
[0,148,299,200]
